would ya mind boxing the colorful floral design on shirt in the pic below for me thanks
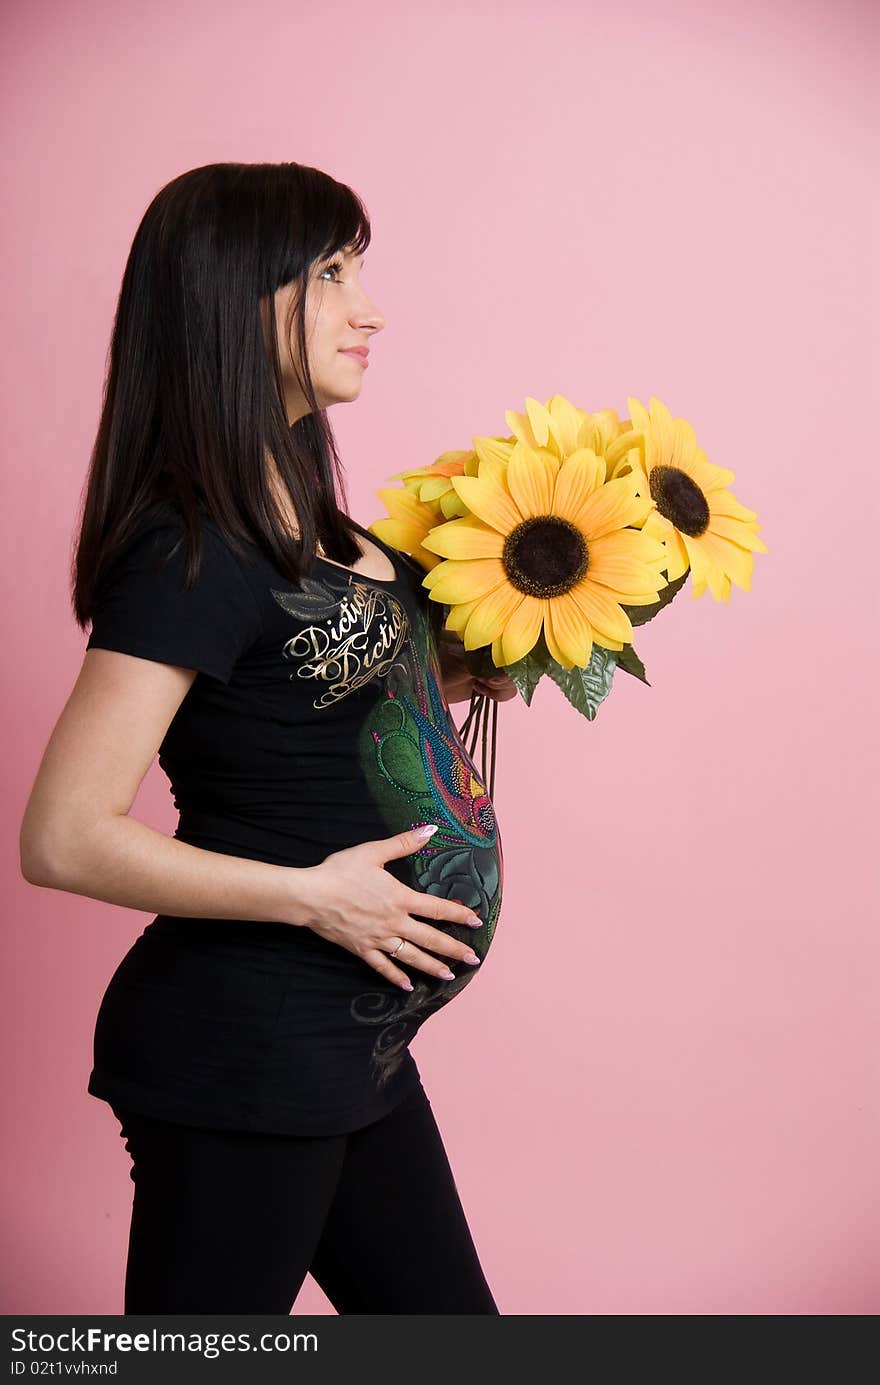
[350,600,503,1089]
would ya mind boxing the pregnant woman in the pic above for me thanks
[19,161,515,1313]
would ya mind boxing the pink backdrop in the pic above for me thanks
[2,0,876,1315]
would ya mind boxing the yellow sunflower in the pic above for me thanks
[608,396,768,601]
[368,438,518,563]
[368,395,636,569]
[420,440,670,670]
[505,393,634,467]
[367,484,447,572]
[383,449,480,519]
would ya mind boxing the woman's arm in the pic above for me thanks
[19,649,320,927]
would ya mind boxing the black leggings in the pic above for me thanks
[110,1083,499,1314]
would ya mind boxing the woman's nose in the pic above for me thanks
[352,307,384,333]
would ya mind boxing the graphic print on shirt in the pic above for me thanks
[270,566,503,1093]
[349,598,503,1091]
[270,576,410,708]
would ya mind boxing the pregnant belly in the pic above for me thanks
[346,845,502,1095]
[357,668,504,931]
[343,662,505,1089]
[351,727,504,1093]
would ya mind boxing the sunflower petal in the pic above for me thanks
[698,529,755,593]
[708,514,768,553]
[605,432,645,477]
[440,489,469,520]
[625,397,649,431]
[649,397,677,463]
[545,591,594,667]
[695,456,736,491]
[477,455,513,488]
[422,557,507,604]
[472,435,516,470]
[551,448,606,521]
[443,597,481,633]
[689,533,731,601]
[586,552,669,595]
[367,518,424,550]
[661,527,691,582]
[589,582,663,608]
[451,474,522,532]
[573,476,652,541]
[568,581,635,644]
[541,600,576,667]
[375,486,433,525]
[546,395,582,458]
[708,489,758,523]
[419,475,455,502]
[421,517,505,560]
[672,416,699,469]
[464,584,524,651]
[501,594,544,664]
[641,509,674,542]
[524,397,552,449]
[505,443,556,520]
[589,529,668,566]
[683,535,711,598]
[504,408,535,450]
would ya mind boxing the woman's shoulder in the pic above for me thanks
[104,501,256,593]
[88,499,264,680]
[128,500,244,555]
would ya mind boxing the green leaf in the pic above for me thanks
[544,640,619,720]
[446,563,687,713]
[456,637,544,706]
[615,641,650,685]
[500,633,552,707]
[620,566,690,628]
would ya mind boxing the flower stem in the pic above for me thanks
[458,691,498,803]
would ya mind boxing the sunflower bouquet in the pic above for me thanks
[368,394,767,799]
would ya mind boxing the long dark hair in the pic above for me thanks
[72,161,371,629]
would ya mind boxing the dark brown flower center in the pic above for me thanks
[648,465,709,537]
[502,516,589,596]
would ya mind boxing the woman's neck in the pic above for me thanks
[265,462,332,557]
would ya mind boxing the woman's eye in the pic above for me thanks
[319,259,344,282]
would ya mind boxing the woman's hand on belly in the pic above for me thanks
[299,827,486,992]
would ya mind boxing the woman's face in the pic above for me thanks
[273,245,384,424]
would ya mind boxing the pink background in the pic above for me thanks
[2,0,876,1315]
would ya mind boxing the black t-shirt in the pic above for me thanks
[85,505,504,1135]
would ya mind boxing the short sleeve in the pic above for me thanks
[86,517,263,684]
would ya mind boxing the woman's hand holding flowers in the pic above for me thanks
[436,629,517,704]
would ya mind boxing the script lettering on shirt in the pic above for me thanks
[282,584,409,708]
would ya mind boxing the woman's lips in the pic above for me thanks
[339,350,369,368]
